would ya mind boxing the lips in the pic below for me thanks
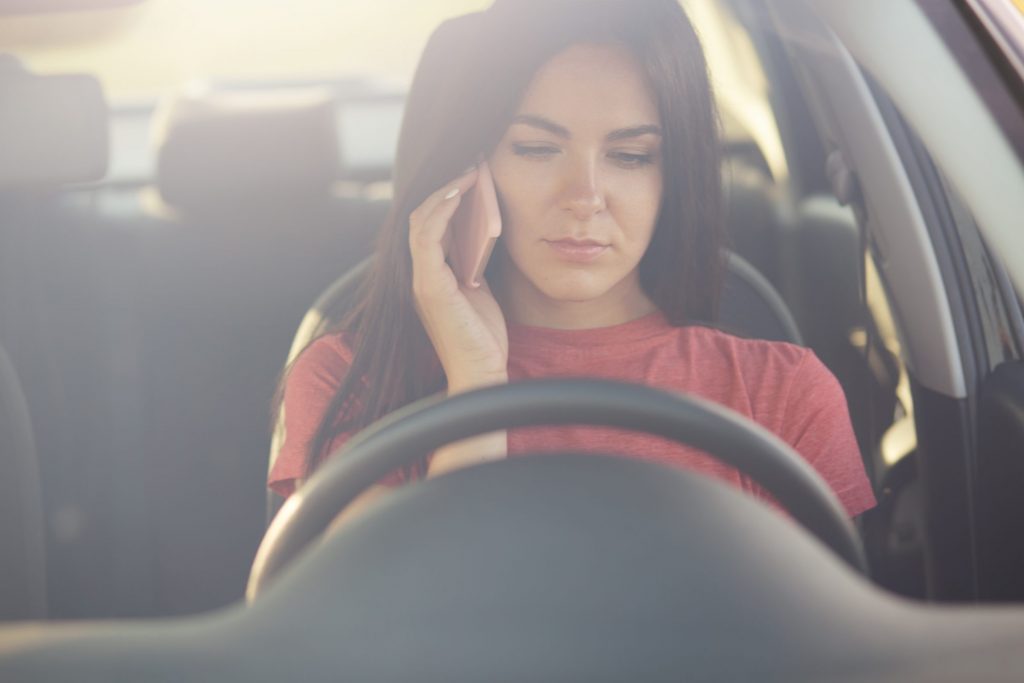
[545,238,609,263]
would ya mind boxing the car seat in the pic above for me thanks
[128,83,388,614]
[0,55,108,619]
[0,344,45,620]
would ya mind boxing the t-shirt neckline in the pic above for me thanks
[507,310,672,349]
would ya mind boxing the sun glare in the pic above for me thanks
[2,0,490,100]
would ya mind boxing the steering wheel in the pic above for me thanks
[248,379,866,599]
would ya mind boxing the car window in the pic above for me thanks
[940,171,1024,367]
[3,0,777,189]
[0,0,490,100]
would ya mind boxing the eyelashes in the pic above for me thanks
[610,152,656,168]
[511,144,656,169]
[511,144,559,159]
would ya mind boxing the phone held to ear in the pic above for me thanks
[450,161,502,289]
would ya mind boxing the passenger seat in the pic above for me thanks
[128,86,387,614]
[0,55,110,620]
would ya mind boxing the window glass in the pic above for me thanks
[866,253,917,468]
[937,172,1024,366]
[0,0,490,101]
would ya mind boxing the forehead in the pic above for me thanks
[514,43,661,130]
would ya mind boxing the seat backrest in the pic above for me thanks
[153,87,340,210]
[0,56,109,620]
[0,344,46,620]
[0,55,107,188]
[719,251,804,346]
[133,85,387,612]
[265,250,803,524]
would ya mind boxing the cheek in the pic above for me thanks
[491,169,553,241]
[490,152,664,253]
[614,175,663,248]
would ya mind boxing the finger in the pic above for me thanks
[440,224,453,255]
[409,166,478,233]
[409,169,480,271]
[410,194,461,279]
[414,179,473,253]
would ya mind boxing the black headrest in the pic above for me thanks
[0,55,108,188]
[153,87,340,209]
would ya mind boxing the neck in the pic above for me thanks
[494,258,657,330]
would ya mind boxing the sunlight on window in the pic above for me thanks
[1,0,490,100]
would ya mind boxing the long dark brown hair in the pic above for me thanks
[291,0,724,478]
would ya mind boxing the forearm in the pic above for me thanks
[327,484,391,534]
[427,372,509,477]
[326,373,508,535]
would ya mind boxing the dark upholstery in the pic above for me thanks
[130,86,385,615]
[0,343,46,620]
[719,251,804,345]
[0,56,110,621]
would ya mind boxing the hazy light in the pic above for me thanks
[3,0,490,100]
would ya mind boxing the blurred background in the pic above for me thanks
[2,0,489,98]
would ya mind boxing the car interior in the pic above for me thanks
[4,0,1024,679]
[0,0,924,616]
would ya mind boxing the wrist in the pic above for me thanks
[446,372,508,395]
[427,429,508,478]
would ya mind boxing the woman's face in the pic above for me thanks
[488,42,664,328]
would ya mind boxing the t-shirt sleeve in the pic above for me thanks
[781,351,877,518]
[267,336,405,500]
[268,336,353,499]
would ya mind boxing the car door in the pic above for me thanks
[762,0,1024,602]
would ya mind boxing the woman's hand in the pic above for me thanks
[409,167,510,476]
[409,166,509,391]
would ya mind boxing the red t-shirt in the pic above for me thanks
[269,312,876,517]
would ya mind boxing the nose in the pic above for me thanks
[560,156,605,221]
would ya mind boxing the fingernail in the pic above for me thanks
[444,187,460,200]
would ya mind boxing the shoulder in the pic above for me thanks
[675,324,811,374]
[271,332,356,498]
[671,326,873,516]
[283,332,357,403]
[296,332,354,368]
[674,325,843,417]
[683,327,851,439]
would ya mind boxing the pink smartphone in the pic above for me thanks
[450,161,502,289]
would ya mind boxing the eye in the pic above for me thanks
[512,143,560,159]
[609,151,656,168]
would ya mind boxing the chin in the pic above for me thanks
[535,274,612,303]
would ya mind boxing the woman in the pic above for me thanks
[269,0,876,523]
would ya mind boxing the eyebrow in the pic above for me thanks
[510,114,662,142]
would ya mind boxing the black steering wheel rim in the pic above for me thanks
[248,379,866,599]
